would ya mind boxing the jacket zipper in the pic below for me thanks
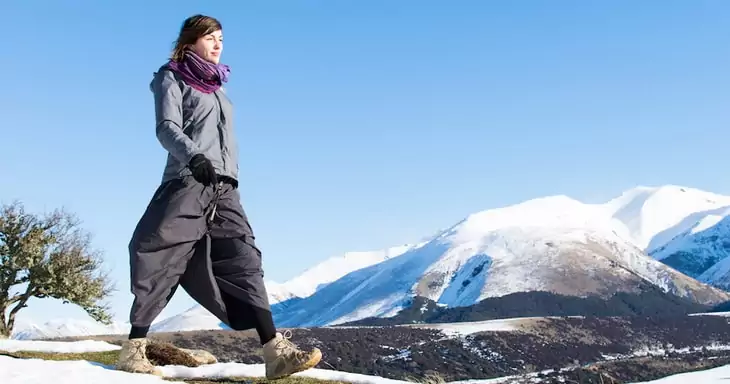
[214,93,227,174]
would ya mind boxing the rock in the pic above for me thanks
[180,348,218,365]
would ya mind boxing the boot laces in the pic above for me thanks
[277,330,296,348]
[275,329,309,358]
[129,340,146,356]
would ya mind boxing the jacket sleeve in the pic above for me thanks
[151,69,200,164]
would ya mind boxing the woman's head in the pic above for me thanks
[172,14,223,64]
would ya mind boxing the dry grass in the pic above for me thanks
[147,341,202,367]
[405,371,446,384]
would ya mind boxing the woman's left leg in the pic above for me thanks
[208,180,322,379]
[209,234,276,344]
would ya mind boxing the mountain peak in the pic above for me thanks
[442,194,611,245]
[613,184,726,202]
[602,185,730,250]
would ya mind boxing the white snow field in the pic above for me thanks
[0,339,408,384]
[626,364,730,383]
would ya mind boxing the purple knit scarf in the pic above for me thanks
[167,50,230,93]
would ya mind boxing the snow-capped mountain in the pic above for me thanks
[262,242,422,305]
[271,192,730,327]
[649,208,730,289]
[272,243,422,299]
[265,281,300,304]
[11,318,129,340]
[602,185,730,252]
[149,305,228,333]
[262,243,422,306]
[600,185,730,290]
[11,306,229,340]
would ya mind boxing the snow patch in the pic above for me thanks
[160,362,410,384]
[0,356,182,384]
[407,318,521,336]
[626,364,730,383]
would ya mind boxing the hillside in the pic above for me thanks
[649,211,730,289]
[270,243,422,299]
[341,285,710,326]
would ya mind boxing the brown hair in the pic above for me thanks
[171,14,223,62]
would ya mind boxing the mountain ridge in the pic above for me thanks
[269,184,730,327]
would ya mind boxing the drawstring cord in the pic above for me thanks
[206,181,224,227]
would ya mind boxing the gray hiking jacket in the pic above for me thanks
[150,66,239,183]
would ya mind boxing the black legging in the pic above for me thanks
[210,236,277,345]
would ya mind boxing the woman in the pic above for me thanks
[115,14,322,380]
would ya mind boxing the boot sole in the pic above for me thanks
[115,366,163,377]
[267,349,323,380]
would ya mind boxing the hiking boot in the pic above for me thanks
[262,330,322,380]
[180,348,217,365]
[115,338,163,376]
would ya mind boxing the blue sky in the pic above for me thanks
[3,1,730,325]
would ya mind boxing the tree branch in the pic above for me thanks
[6,293,21,304]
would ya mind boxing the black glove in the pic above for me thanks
[188,154,218,186]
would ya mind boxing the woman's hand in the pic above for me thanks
[189,154,219,186]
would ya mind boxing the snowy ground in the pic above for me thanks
[624,365,730,383]
[0,339,409,384]
[0,355,418,384]
[2,338,730,383]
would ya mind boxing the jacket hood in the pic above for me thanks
[150,63,173,92]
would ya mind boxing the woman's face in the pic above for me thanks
[191,29,223,64]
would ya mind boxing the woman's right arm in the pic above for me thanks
[151,69,200,165]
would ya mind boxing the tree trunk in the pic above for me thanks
[0,304,8,339]
[4,284,34,338]
[7,297,30,336]
[0,321,9,339]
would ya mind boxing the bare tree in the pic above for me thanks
[0,201,114,338]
